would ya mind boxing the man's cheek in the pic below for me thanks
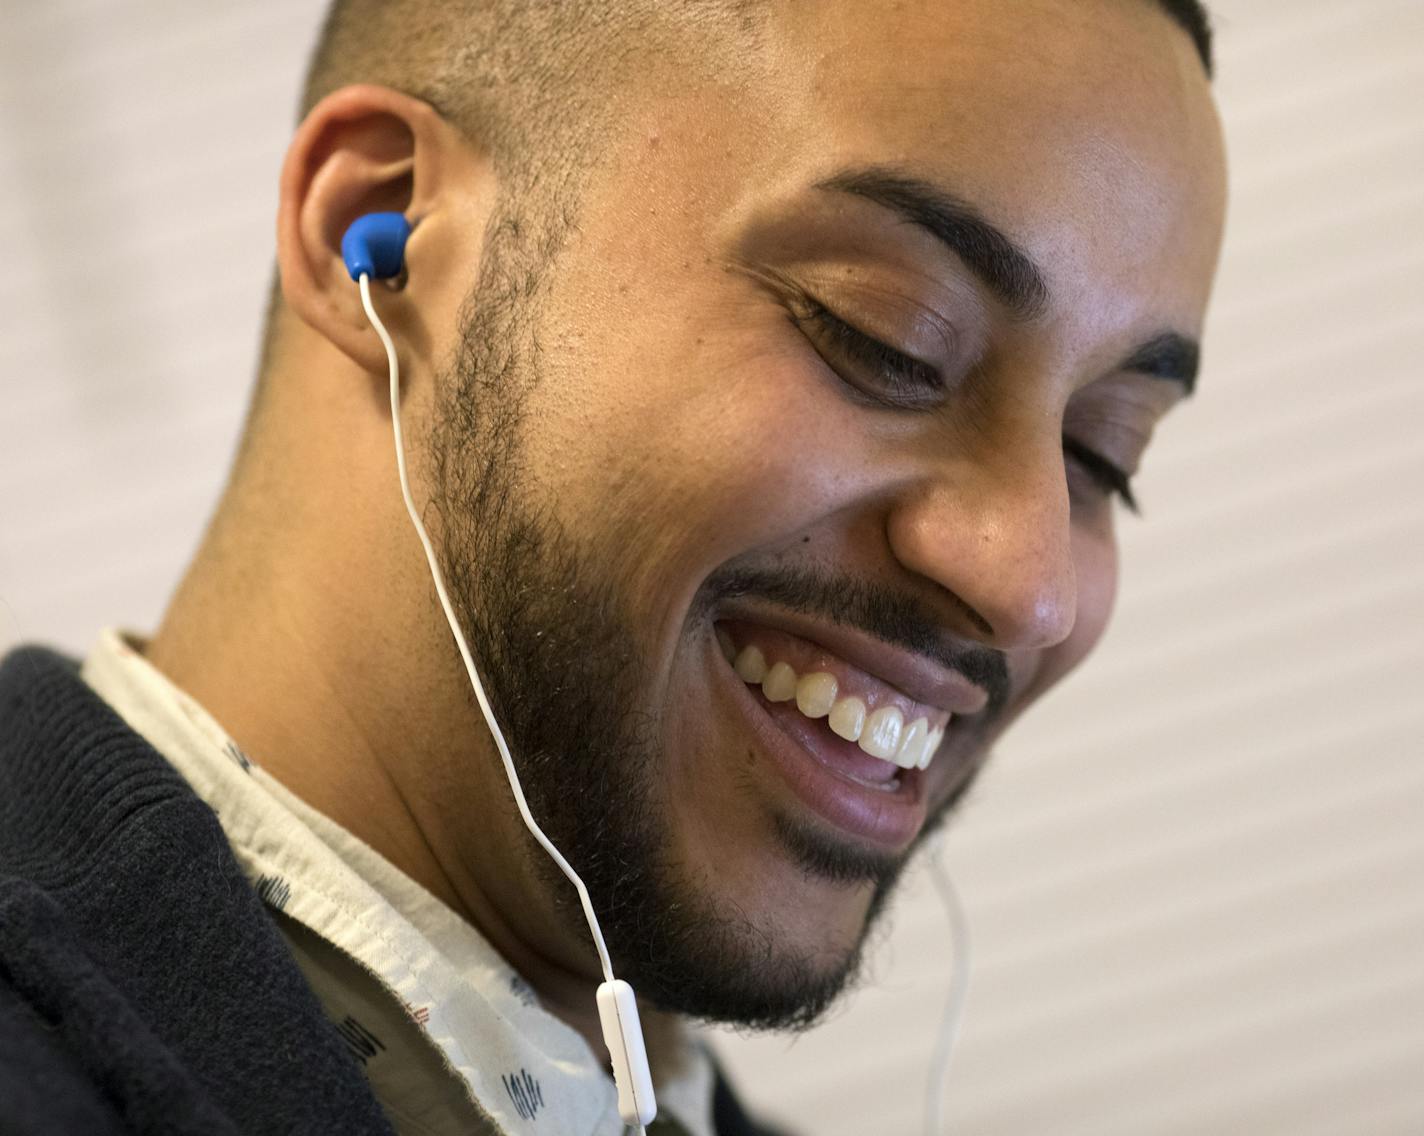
[623,370,879,584]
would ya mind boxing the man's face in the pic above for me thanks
[427,0,1225,1026]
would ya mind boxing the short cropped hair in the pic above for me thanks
[301,2,770,200]
[299,1,1211,191]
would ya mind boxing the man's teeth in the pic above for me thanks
[732,642,768,682]
[861,706,904,760]
[763,661,798,703]
[795,672,838,719]
[827,695,866,743]
[727,642,946,771]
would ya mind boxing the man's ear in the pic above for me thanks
[276,84,467,375]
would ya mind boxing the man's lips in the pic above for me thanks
[711,628,931,851]
[718,618,952,769]
[715,603,991,718]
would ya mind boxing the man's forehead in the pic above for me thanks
[771,0,1206,91]
[738,0,1228,325]
[568,0,1223,364]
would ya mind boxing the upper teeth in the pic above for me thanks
[727,642,946,771]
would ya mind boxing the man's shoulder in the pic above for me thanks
[0,962,127,1136]
[0,878,236,1136]
[0,643,396,1136]
[0,643,201,849]
[0,643,220,915]
[0,646,785,1136]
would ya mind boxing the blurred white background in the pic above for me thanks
[2,2,1422,1133]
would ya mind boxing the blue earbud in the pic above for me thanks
[341,212,412,281]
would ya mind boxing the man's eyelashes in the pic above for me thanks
[1062,436,1139,514]
[793,294,1141,514]
[796,295,943,398]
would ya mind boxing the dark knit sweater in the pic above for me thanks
[0,647,775,1136]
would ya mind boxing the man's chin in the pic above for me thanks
[609,839,907,1033]
[628,916,871,1034]
[770,809,914,890]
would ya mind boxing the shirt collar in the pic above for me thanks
[81,626,715,1136]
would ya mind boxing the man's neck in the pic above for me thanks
[142,534,678,1070]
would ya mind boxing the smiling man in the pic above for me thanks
[0,1,1225,1134]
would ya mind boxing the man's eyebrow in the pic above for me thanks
[812,165,1201,394]
[812,164,1050,321]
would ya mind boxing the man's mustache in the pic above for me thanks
[697,561,1012,725]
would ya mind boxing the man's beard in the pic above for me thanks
[425,199,998,1030]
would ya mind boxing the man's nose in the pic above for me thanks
[885,450,1077,653]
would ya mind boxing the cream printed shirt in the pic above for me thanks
[82,628,714,1136]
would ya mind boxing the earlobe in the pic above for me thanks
[276,85,444,375]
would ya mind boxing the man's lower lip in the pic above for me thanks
[717,648,928,850]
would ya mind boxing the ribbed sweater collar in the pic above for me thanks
[0,645,395,1135]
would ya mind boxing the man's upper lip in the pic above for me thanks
[717,603,991,718]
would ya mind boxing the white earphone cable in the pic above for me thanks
[925,838,972,1136]
[360,274,648,1134]
[360,274,616,981]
